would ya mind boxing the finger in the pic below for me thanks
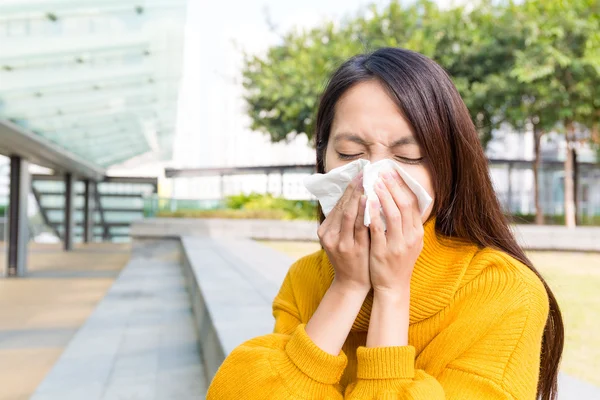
[413,195,422,229]
[354,194,369,245]
[368,196,386,251]
[328,172,363,232]
[383,170,417,236]
[340,176,364,241]
[374,178,402,242]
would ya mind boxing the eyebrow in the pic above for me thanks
[333,133,369,145]
[389,136,418,147]
[333,132,418,147]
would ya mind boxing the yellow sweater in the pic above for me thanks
[207,219,549,399]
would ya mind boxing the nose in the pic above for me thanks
[367,150,390,165]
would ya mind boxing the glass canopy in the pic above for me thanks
[0,0,187,168]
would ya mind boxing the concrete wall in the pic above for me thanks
[132,218,600,252]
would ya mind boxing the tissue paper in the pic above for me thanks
[304,159,432,228]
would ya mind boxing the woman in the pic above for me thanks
[207,48,563,400]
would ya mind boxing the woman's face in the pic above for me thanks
[324,79,435,222]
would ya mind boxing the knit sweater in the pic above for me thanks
[207,218,549,399]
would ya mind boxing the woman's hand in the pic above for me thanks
[308,172,371,355]
[365,170,424,348]
[368,169,424,295]
[317,171,371,295]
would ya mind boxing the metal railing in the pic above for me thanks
[164,159,600,224]
[31,174,157,242]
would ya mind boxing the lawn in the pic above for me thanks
[259,240,600,387]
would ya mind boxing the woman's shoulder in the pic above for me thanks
[462,247,549,310]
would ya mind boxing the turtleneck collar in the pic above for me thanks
[320,218,480,332]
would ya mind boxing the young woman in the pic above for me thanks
[207,48,564,400]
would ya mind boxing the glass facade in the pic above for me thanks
[0,0,187,168]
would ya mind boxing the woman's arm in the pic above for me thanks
[307,171,371,355]
[306,281,370,355]
[365,171,421,349]
[208,173,372,399]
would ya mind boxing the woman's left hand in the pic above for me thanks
[368,169,425,295]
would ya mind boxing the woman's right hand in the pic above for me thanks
[317,172,371,294]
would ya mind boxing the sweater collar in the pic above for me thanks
[321,218,479,332]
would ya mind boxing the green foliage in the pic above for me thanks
[507,0,600,133]
[158,193,318,221]
[242,0,599,150]
[227,192,317,220]
[157,209,290,220]
[225,192,265,210]
[0,205,6,217]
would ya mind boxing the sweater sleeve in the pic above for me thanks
[344,252,549,400]
[207,258,348,400]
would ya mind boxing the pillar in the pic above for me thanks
[83,180,95,243]
[64,173,75,251]
[6,156,30,277]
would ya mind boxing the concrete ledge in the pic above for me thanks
[512,224,600,252]
[179,236,291,382]
[132,218,600,252]
[131,217,319,241]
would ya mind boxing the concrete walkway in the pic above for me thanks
[31,239,206,400]
[0,242,129,400]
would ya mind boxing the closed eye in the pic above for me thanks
[395,156,424,165]
[337,152,363,160]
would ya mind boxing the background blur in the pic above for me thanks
[0,0,598,399]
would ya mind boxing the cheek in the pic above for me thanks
[324,147,343,173]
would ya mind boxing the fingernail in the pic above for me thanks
[371,198,380,208]
[375,179,385,190]
[382,172,393,180]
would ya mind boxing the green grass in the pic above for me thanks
[259,241,600,387]
[526,252,600,386]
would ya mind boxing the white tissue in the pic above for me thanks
[304,159,433,228]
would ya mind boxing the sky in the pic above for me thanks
[172,0,455,170]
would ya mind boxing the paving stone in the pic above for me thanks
[31,240,206,400]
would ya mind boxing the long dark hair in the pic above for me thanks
[314,48,563,400]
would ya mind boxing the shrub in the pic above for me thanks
[225,193,264,210]
[242,194,317,220]
[157,208,289,220]
[156,193,318,220]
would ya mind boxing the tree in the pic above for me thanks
[242,0,528,148]
[242,0,448,144]
[509,0,600,227]
[242,22,362,143]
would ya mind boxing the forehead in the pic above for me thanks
[330,79,414,143]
